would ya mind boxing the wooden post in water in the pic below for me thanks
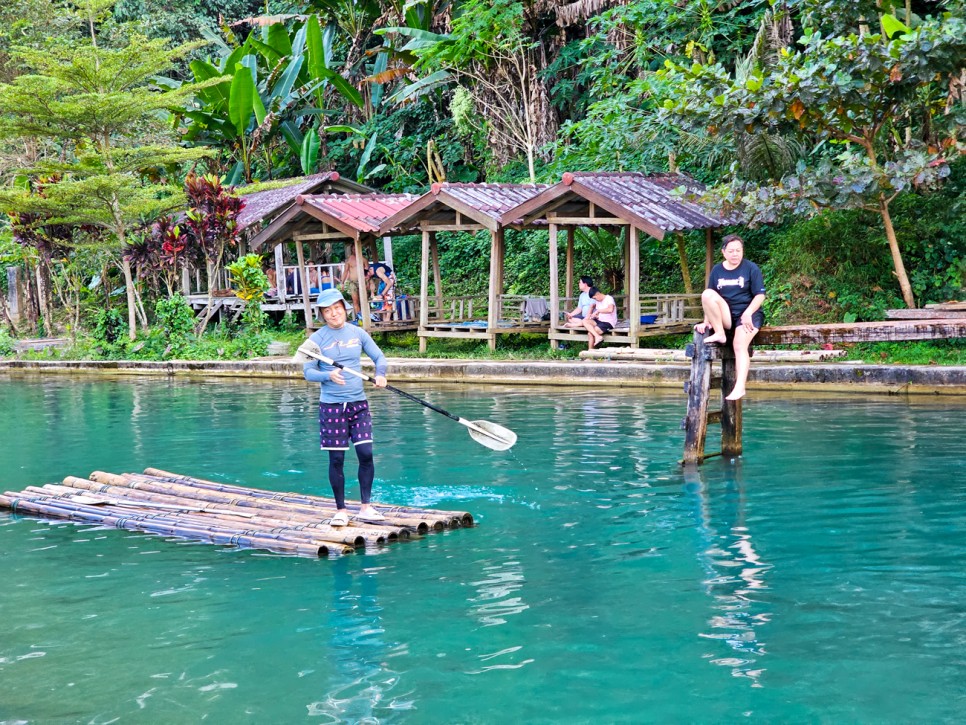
[683,330,744,464]
[719,346,743,457]
[683,332,712,463]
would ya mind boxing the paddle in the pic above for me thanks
[295,339,518,451]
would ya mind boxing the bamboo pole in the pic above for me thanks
[117,472,432,532]
[31,486,370,549]
[143,468,472,527]
[1,493,347,557]
[37,484,380,546]
[72,474,416,537]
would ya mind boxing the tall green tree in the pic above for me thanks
[0,0,210,338]
[661,9,966,308]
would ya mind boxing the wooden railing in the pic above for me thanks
[424,294,489,323]
[639,293,703,324]
[550,293,701,328]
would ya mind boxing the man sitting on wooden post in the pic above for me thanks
[694,234,766,401]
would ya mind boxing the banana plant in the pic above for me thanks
[176,17,364,182]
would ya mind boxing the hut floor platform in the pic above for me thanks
[0,468,474,558]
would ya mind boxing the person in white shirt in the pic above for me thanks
[583,287,617,350]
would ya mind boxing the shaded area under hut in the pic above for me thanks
[378,182,550,351]
[499,172,737,349]
[249,192,418,331]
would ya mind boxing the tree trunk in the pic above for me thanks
[35,261,53,337]
[24,262,39,333]
[676,233,694,294]
[121,257,138,340]
[0,284,18,335]
[878,196,916,308]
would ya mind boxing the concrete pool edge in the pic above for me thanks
[3,358,966,395]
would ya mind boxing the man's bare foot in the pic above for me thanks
[725,387,746,401]
[703,333,727,344]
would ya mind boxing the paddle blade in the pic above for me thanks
[293,339,323,363]
[466,420,517,451]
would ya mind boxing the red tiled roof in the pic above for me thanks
[297,193,419,234]
[248,192,418,249]
[236,172,372,230]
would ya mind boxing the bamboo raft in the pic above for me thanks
[0,468,474,558]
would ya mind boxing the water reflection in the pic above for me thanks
[306,564,412,722]
[684,462,772,687]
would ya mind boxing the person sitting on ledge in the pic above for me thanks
[564,275,595,328]
[583,287,617,351]
[694,234,766,401]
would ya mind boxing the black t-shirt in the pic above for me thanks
[707,259,765,316]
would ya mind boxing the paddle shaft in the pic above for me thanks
[301,347,467,426]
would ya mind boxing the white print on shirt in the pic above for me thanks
[321,338,361,354]
[717,276,745,289]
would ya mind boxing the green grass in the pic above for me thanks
[840,340,966,366]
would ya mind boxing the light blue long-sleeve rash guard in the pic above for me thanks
[302,324,388,403]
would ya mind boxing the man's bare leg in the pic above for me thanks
[700,289,731,344]
[726,325,759,400]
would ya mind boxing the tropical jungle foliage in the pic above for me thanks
[0,0,963,359]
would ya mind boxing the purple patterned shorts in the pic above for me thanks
[319,400,373,450]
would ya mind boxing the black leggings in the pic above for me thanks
[327,443,374,509]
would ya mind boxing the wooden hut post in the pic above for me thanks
[295,241,314,328]
[419,228,430,353]
[705,228,714,288]
[274,244,286,303]
[486,228,501,351]
[628,225,641,348]
[565,227,575,302]
[430,231,443,318]
[548,223,559,348]
[628,225,631,319]
[354,237,370,332]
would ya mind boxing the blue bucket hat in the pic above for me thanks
[316,287,347,310]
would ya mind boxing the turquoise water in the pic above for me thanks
[1,376,965,723]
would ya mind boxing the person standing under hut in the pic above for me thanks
[695,234,766,401]
[367,261,396,322]
[303,288,389,526]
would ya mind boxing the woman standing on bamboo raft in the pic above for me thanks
[695,234,766,401]
[303,288,388,527]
